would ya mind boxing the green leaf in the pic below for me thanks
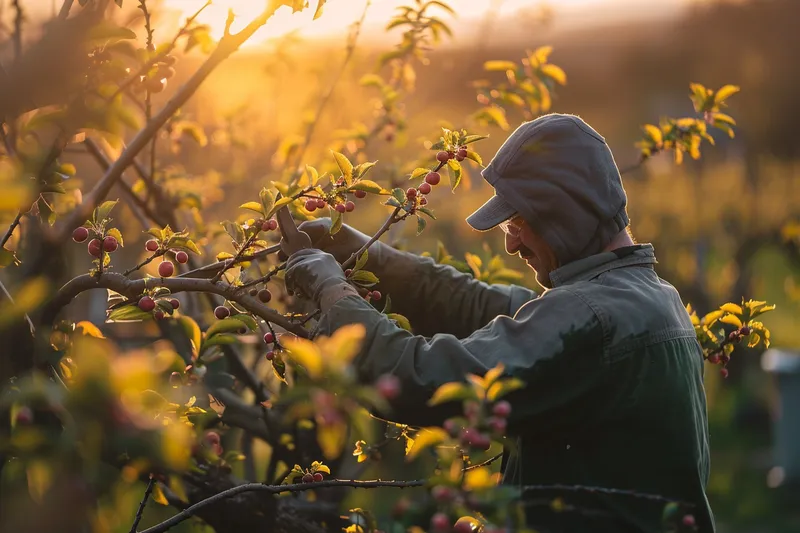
[484,60,518,72]
[385,197,402,208]
[305,165,319,186]
[230,313,258,331]
[429,382,474,406]
[465,150,483,166]
[447,159,462,191]
[410,167,430,180]
[169,237,201,255]
[201,334,239,350]
[418,207,436,219]
[391,188,406,204]
[406,427,447,460]
[462,134,489,145]
[206,318,249,338]
[332,151,354,186]
[240,201,264,215]
[353,161,377,179]
[221,221,244,244]
[351,270,379,286]
[387,313,411,331]
[359,74,384,88]
[259,188,276,217]
[381,294,392,314]
[416,216,426,235]
[107,304,151,322]
[354,250,368,271]
[267,196,293,218]
[94,200,118,223]
[106,228,124,247]
[349,180,386,194]
[0,247,19,268]
[330,210,343,235]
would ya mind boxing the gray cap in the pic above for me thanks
[466,113,629,265]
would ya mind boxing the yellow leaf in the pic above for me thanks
[151,482,169,505]
[530,45,553,67]
[483,364,505,388]
[720,303,743,315]
[701,310,724,326]
[464,467,495,490]
[487,377,525,402]
[429,381,473,406]
[712,112,736,126]
[714,85,740,103]
[75,320,105,339]
[540,63,567,85]
[406,427,447,460]
[747,332,761,348]
[316,323,366,367]
[719,314,743,328]
[282,338,323,379]
[240,201,264,214]
[643,124,662,145]
[317,421,347,460]
[26,461,52,504]
[332,151,354,184]
[311,461,331,475]
[483,60,518,72]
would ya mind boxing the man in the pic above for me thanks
[281,114,714,533]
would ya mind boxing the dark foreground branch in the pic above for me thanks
[139,479,425,533]
[44,271,309,337]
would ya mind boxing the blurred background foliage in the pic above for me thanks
[1,0,799,531]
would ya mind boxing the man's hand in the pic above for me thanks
[279,219,370,262]
[284,249,359,311]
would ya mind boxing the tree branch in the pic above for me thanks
[44,271,309,337]
[58,0,74,20]
[1,212,23,249]
[55,1,284,240]
[129,475,156,533]
[139,479,425,533]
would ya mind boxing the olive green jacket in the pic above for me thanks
[313,244,714,533]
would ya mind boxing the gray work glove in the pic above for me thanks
[284,248,359,312]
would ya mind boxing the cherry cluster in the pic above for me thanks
[137,294,180,320]
[72,226,119,257]
[707,325,752,379]
[132,53,178,95]
[444,400,511,452]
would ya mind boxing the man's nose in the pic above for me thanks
[505,233,520,255]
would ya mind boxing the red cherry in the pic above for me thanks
[682,514,696,527]
[420,196,428,205]
[72,227,89,243]
[453,521,473,533]
[169,371,182,387]
[418,182,432,195]
[15,406,33,425]
[313,472,324,482]
[175,251,189,264]
[370,290,382,301]
[443,419,460,437]
[436,151,450,163]
[302,473,314,483]
[430,512,451,533]
[265,351,275,361]
[214,306,230,320]
[425,171,441,185]
[489,416,507,435]
[344,269,353,277]
[354,190,367,199]
[249,288,259,296]
[204,431,221,445]
[492,401,512,418]
[267,219,278,231]
[431,485,454,503]
[456,148,468,161]
[473,433,492,451]
[158,260,174,277]
[154,310,165,320]
[138,296,156,312]
[88,239,103,257]
[316,198,326,209]
[257,289,272,303]
[376,374,401,399]
[145,239,159,252]
[264,332,274,344]
[345,201,355,212]
[740,326,751,336]
[720,368,729,379]
[305,199,317,212]
[707,353,720,364]
[169,298,180,310]
[103,236,118,252]
[406,188,417,199]
[335,204,346,213]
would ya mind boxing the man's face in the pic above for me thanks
[500,215,559,288]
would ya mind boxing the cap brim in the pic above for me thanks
[466,194,517,231]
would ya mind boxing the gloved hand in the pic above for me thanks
[279,218,371,263]
[284,248,359,312]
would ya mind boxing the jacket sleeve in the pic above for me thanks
[367,249,537,339]
[312,286,605,428]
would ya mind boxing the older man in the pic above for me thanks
[281,114,714,533]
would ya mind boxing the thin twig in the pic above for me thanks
[12,0,23,62]
[123,251,164,276]
[58,0,74,20]
[180,244,281,280]
[464,452,503,471]
[1,211,22,248]
[0,277,34,335]
[288,0,371,182]
[129,475,156,533]
[341,207,409,270]
[56,2,282,239]
[140,479,425,533]
[210,233,258,284]
[240,262,285,289]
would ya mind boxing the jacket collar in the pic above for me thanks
[548,244,657,288]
